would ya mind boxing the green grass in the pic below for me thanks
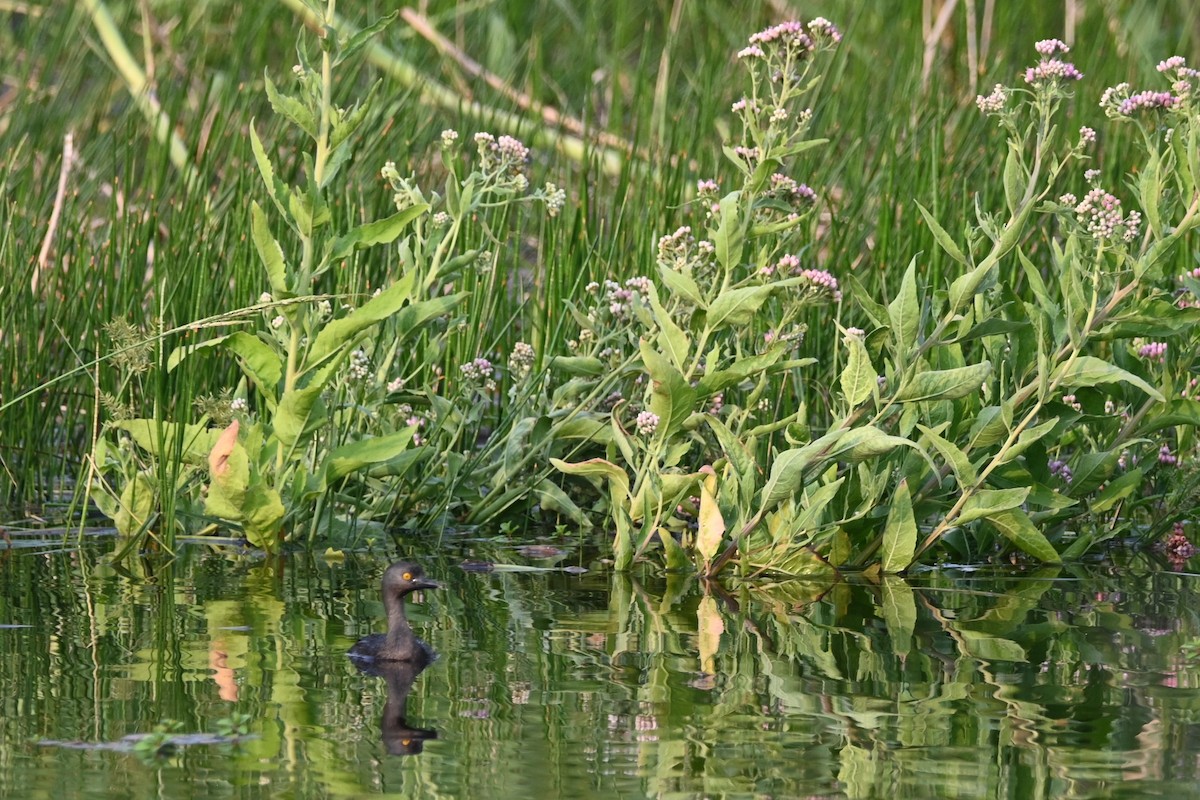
[1,0,1197,537]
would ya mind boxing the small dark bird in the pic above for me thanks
[348,561,440,666]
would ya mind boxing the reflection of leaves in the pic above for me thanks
[880,577,915,658]
[958,630,1027,662]
[697,595,724,674]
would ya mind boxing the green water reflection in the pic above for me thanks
[1,546,1199,799]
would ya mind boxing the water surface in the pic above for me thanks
[1,542,1198,799]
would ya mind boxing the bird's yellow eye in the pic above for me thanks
[402,739,411,746]
[403,572,412,580]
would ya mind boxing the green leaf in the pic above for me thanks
[1067,451,1117,496]
[985,508,1061,563]
[705,284,776,329]
[112,419,220,465]
[710,191,745,271]
[549,356,605,376]
[895,362,992,402]
[328,203,429,263]
[881,479,916,573]
[794,477,845,532]
[1053,356,1164,401]
[759,429,847,512]
[916,201,968,265]
[917,423,978,487]
[264,73,316,138]
[696,344,792,396]
[115,473,156,538]
[957,487,1031,525]
[1090,468,1144,513]
[646,283,690,371]
[251,201,289,296]
[334,11,398,66]
[840,335,877,408]
[323,428,416,484]
[657,264,706,308]
[640,341,697,446]
[1002,141,1025,216]
[997,416,1058,465]
[274,359,339,449]
[550,457,631,501]
[224,332,283,409]
[1136,399,1200,436]
[249,124,296,232]
[887,256,921,351]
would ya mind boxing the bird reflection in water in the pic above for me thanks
[349,561,441,755]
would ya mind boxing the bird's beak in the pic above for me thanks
[412,578,441,591]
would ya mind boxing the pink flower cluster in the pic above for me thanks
[1138,341,1167,363]
[796,267,842,302]
[1118,90,1177,115]
[975,84,1007,114]
[1048,458,1073,483]
[1074,188,1141,242]
[1024,37,1082,86]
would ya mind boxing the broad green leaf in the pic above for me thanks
[1002,141,1025,216]
[986,508,1061,563]
[549,355,605,376]
[249,124,296,232]
[533,479,589,526]
[239,481,285,551]
[887,256,921,351]
[251,201,289,296]
[957,487,1031,525]
[794,477,845,532]
[831,425,927,466]
[115,472,156,538]
[1134,398,1200,436]
[1067,451,1117,496]
[880,576,916,657]
[658,525,689,570]
[996,416,1058,465]
[224,331,283,408]
[1091,468,1144,513]
[967,404,1011,450]
[949,261,995,313]
[304,276,429,372]
[845,273,890,329]
[656,263,706,307]
[334,11,398,66]
[895,362,992,402]
[705,284,776,329]
[273,359,338,448]
[1053,356,1164,401]
[840,335,877,408]
[917,423,978,487]
[113,419,220,465]
[646,283,690,371]
[323,428,416,484]
[696,343,792,396]
[881,479,916,573]
[550,457,630,501]
[758,429,847,512]
[710,190,744,270]
[328,203,429,262]
[264,73,316,138]
[640,341,697,445]
[916,201,968,265]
